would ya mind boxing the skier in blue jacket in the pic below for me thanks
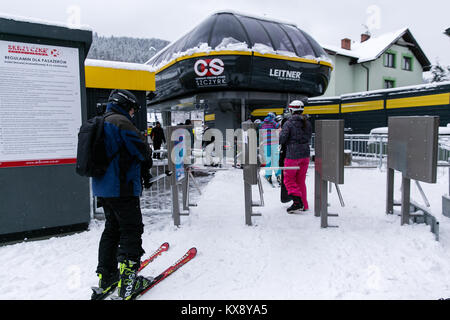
[92,89,153,300]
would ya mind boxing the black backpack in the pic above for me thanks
[76,112,117,178]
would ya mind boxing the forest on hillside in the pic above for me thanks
[87,33,169,63]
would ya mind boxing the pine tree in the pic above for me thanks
[430,62,450,83]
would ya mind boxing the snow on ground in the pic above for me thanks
[1,166,450,300]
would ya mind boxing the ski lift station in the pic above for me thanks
[145,11,333,134]
[144,11,449,135]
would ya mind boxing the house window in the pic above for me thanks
[384,79,395,89]
[402,56,412,71]
[384,52,396,68]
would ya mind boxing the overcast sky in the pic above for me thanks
[1,0,449,66]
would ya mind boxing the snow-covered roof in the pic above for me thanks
[321,27,431,69]
[85,59,155,72]
[146,11,332,71]
[319,43,360,60]
[370,125,450,135]
[341,80,450,98]
[353,27,408,63]
[213,10,297,28]
[308,81,450,102]
[0,12,92,31]
[322,27,408,62]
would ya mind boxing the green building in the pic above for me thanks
[321,28,431,97]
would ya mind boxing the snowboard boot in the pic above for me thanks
[91,269,119,300]
[287,196,304,214]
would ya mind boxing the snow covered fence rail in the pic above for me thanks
[311,133,450,169]
[311,134,386,168]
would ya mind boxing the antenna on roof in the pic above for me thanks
[361,24,372,36]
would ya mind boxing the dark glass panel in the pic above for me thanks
[183,15,217,50]
[210,13,248,49]
[238,16,273,48]
[280,24,315,57]
[300,30,327,57]
[258,21,295,53]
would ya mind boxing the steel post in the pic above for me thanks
[320,179,328,228]
[386,168,394,215]
[244,181,253,226]
[401,175,411,225]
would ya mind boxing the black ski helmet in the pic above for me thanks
[108,89,140,112]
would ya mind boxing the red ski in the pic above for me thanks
[139,242,170,271]
[131,247,197,300]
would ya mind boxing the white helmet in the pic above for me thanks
[288,100,304,113]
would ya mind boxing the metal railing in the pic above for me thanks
[140,152,213,216]
[138,132,450,215]
[140,158,172,214]
[311,134,450,168]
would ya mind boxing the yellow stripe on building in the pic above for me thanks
[251,108,284,117]
[341,100,384,113]
[156,50,334,74]
[85,66,155,91]
[253,52,334,69]
[304,104,339,114]
[386,93,450,109]
[205,114,215,122]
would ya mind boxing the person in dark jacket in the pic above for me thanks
[279,116,292,203]
[92,89,153,300]
[150,121,166,159]
[279,100,312,213]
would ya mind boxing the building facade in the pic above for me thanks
[321,28,431,97]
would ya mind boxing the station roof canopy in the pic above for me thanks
[85,59,155,91]
[146,11,332,72]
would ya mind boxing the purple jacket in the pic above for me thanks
[259,116,280,145]
[279,114,312,159]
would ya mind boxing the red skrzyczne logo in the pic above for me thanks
[194,58,224,77]
[8,44,49,56]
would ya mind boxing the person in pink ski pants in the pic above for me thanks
[279,100,312,213]
[283,158,310,210]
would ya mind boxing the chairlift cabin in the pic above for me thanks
[146,11,333,134]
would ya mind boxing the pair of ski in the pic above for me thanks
[91,242,197,300]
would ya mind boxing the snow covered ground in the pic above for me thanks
[1,165,450,300]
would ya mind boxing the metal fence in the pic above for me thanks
[311,134,450,168]
[140,158,172,215]
[139,154,214,215]
[138,132,450,214]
